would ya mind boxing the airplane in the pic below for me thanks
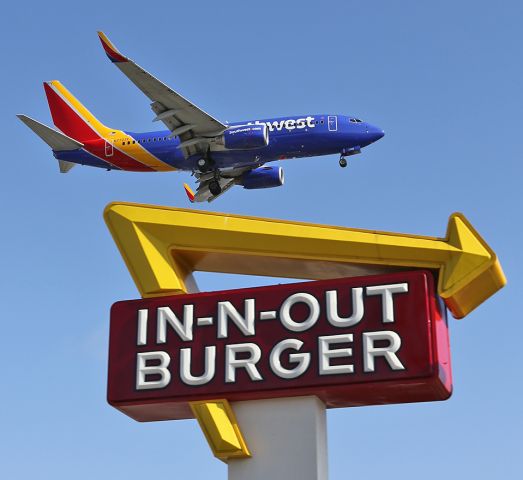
[17,32,385,203]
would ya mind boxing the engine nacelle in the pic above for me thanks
[221,124,269,150]
[240,166,284,189]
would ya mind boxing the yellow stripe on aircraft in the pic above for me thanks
[49,81,176,172]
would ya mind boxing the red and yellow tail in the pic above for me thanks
[43,80,114,142]
[43,80,176,172]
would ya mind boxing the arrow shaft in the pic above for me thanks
[140,217,457,272]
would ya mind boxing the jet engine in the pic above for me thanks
[220,124,269,150]
[239,166,284,189]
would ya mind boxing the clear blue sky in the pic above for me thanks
[2,1,522,478]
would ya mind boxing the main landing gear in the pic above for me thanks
[209,179,222,196]
[339,157,348,168]
[195,152,221,195]
[197,156,213,172]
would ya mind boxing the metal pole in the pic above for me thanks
[228,396,328,480]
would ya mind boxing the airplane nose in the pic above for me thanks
[366,124,385,143]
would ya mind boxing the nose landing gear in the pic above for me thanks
[339,146,361,168]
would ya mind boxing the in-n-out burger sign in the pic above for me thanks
[137,283,409,389]
[108,271,452,422]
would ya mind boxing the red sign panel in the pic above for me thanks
[108,270,452,422]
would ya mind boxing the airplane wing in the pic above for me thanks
[184,178,235,203]
[184,166,254,203]
[97,32,227,159]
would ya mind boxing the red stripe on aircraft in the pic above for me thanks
[44,83,99,142]
[99,38,128,63]
[84,142,156,171]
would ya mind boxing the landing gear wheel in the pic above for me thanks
[209,180,222,196]
[339,157,348,168]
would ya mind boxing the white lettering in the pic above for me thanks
[270,339,310,379]
[366,283,408,323]
[218,299,255,338]
[318,334,354,375]
[326,288,364,327]
[280,292,320,332]
[136,351,171,390]
[363,331,405,372]
[284,119,296,130]
[137,309,148,346]
[269,120,285,131]
[296,118,306,128]
[251,117,315,132]
[180,346,216,386]
[225,343,263,383]
[157,305,194,343]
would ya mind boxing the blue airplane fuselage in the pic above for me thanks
[55,114,384,171]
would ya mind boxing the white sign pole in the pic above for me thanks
[228,396,328,480]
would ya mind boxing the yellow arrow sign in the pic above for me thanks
[104,202,506,319]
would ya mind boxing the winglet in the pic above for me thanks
[184,183,195,203]
[97,31,128,63]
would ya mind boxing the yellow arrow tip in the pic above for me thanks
[440,213,506,318]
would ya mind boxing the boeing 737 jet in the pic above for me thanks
[18,32,385,202]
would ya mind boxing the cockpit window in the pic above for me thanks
[349,117,363,123]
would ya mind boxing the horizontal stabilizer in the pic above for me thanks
[17,114,84,151]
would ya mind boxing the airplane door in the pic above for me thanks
[328,115,338,132]
[105,140,114,157]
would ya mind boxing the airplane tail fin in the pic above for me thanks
[43,80,113,142]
